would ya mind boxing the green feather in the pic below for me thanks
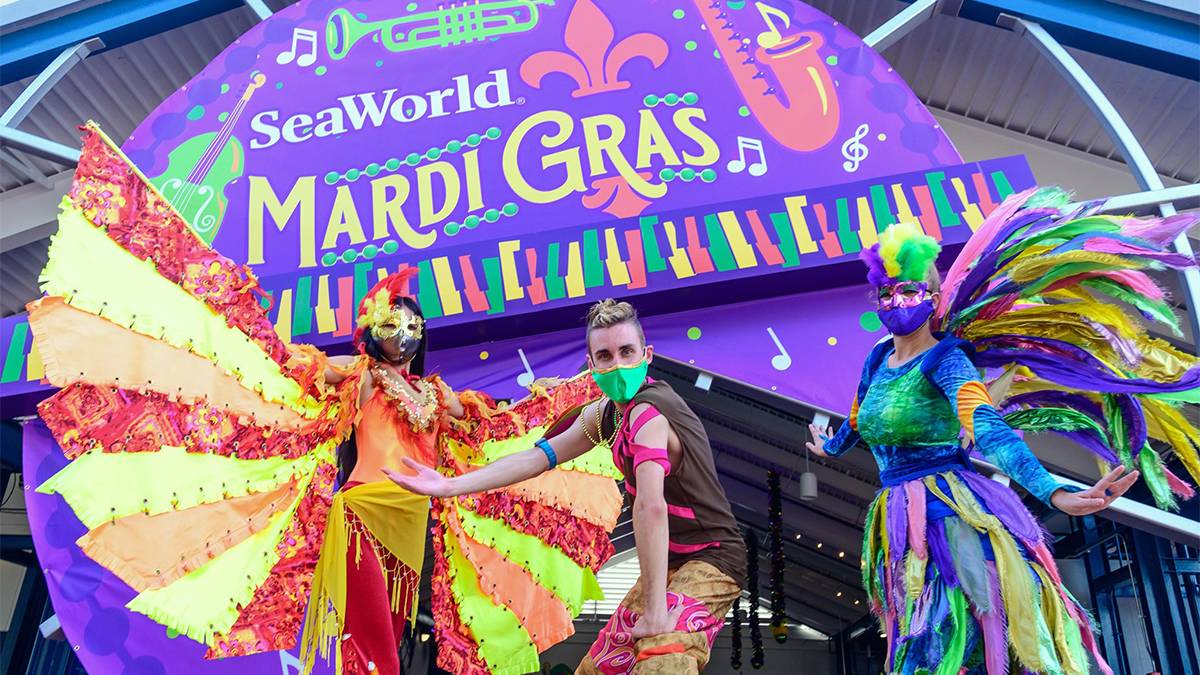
[934,587,970,675]
[1080,277,1181,335]
[1023,187,1073,210]
[897,236,942,282]
[1137,443,1178,511]
[1004,407,1110,443]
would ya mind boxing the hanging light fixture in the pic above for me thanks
[801,421,819,500]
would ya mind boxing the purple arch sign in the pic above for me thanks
[33,1,959,673]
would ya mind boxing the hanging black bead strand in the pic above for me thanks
[768,470,787,644]
[747,530,764,669]
[730,593,743,670]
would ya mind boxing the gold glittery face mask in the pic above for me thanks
[371,305,424,342]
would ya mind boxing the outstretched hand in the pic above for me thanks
[805,423,832,458]
[1051,466,1139,516]
[382,457,457,498]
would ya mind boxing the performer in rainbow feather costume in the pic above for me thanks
[808,190,1200,674]
[28,124,622,675]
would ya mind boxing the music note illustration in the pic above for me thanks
[726,136,768,177]
[516,348,536,388]
[278,651,302,675]
[277,28,318,67]
[841,123,870,173]
[766,327,792,371]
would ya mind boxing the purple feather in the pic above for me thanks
[1122,213,1200,247]
[860,244,891,286]
[1113,393,1149,457]
[888,485,908,564]
[1058,430,1122,464]
[959,472,1045,549]
[926,519,960,588]
[979,561,1009,675]
[949,210,1061,318]
[974,337,1200,396]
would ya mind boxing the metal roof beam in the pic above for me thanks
[243,0,272,22]
[1,0,245,85]
[864,0,948,53]
[974,459,1200,545]
[938,0,1200,79]
[0,37,103,127]
[0,169,71,252]
[1084,183,1200,217]
[0,125,79,164]
[1000,14,1200,352]
[0,37,100,170]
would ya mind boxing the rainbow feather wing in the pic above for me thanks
[433,376,621,674]
[29,124,362,656]
[940,188,1200,508]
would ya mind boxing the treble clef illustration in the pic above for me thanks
[841,123,870,173]
[696,1,840,152]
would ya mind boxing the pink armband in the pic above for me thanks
[630,444,671,476]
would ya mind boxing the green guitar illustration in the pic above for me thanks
[150,73,267,245]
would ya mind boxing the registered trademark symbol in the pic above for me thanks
[516,96,526,105]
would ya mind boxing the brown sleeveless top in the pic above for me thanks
[601,380,746,586]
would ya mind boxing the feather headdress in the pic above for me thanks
[860,221,942,286]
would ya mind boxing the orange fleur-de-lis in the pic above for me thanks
[520,0,668,97]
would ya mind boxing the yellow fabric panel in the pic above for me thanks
[300,481,430,675]
[37,443,320,529]
[41,204,321,417]
[342,480,430,581]
[126,461,313,646]
[442,515,539,675]
[559,444,623,480]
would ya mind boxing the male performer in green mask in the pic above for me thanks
[385,298,745,674]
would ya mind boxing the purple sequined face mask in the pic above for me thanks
[877,282,935,336]
[876,281,930,309]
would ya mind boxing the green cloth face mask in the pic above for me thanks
[590,358,648,404]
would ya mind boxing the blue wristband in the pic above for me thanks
[535,438,558,470]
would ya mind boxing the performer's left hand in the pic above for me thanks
[630,604,685,641]
[1050,466,1139,516]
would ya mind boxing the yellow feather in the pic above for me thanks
[1007,250,1140,284]
[878,221,925,278]
[939,474,1046,671]
[1142,399,1200,483]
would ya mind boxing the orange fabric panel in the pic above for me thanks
[27,297,305,429]
[77,479,299,592]
[499,469,623,531]
[956,381,994,442]
[446,506,574,651]
[849,397,860,431]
